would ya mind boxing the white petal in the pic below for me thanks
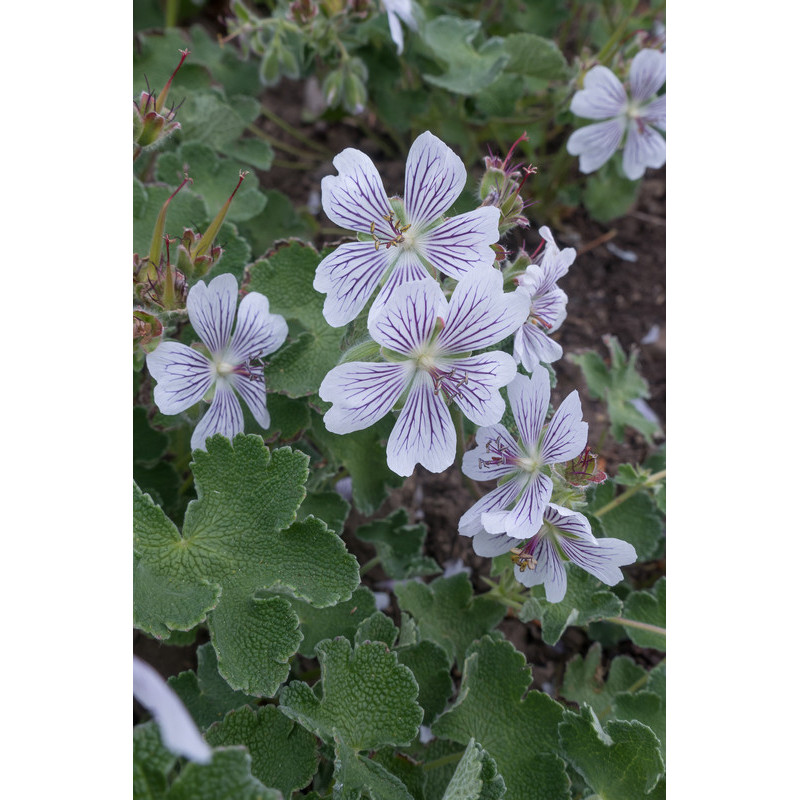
[514,321,564,371]
[133,657,212,764]
[186,273,238,356]
[191,381,244,452]
[386,372,456,476]
[544,503,595,542]
[507,368,550,450]
[226,291,288,365]
[629,49,666,103]
[566,119,625,174]
[367,249,434,327]
[314,241,394,327]
[368,276,444,355]
[436,267,529,353]
[571,66,627,119]
[319,361,413,433]
[387,10,404,54]
[462,423,522,482]
[416,206,500,280]
[321,148,394,237]
[483,471,552,539]
[147,341,214,415]
[622,122,666,180]
[230,373,269,429]
[515,538,567,602]
[403,131,467,228]
[559,536,637,586]
[458,477,525,537]
[539,390,588,464]
[471,530,519,557]
[641,94,666,131]
[443,352,518,426]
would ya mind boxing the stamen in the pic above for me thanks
[370,210,410,250]
[431,367,469,403]
[510,547,537,572]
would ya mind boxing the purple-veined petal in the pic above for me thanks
[515,538,567,602]
[622,121,666,180]
[227,291,288,364]
[314,241,394,327]
[513,322,564,370]
[436,267,529,353]
[321,148,394,237]
[533,286,568,331]
[230,372,269,429]
[147,341,214,415]
[443,351,518,426]
[186,274,238,356]
[559,536,636,586]
[641,94,666,130]
[133,657,212,764]
[544,503,595,542]
[403,131,466,228]
[367,248,436,327]
[368,276,444,355]
[415,206,500,280]
[319,361,413,434]
[540,240,576,285]
[471,530,519,557]
[386,371,456,476]
[629,49,666,103]
[539,390,588,464]
[482,470,553,539]
[507,368,550,450]
[566,119,626,175]
[191,381,244,452]
[458,476,526,537]
[462,423,522,482]
[571,66,627,119]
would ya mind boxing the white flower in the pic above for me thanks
[146,274,288,452]
[566,49,666,180]
[133,656,212,763]
[315,131,501,326]
[383,0,417,54]
[513,227,576,369]
[319,268,528,476]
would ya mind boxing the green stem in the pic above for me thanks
[595,5,635,65]
[604,616,666,637]
[359,556,381,577]
[423,749,467,771]
[259,104,332,156]
[164,0,179,27]
[593,469,666,517]
[246,123,322,161]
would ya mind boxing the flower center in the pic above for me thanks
[478,435,517,470]
[215,357,263,382]
[370,210,412,250]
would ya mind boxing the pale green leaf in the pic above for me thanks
[298,490,351,535]
[133,722,175,800]
[504,32,568,79]
[621,577,666,650]
[335,744,415,800]
[442,738,506,800]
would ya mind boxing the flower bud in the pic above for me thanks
[288,0,319,24]
[561,447,608,487]
[133,50,189,154]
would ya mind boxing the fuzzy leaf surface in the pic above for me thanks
[433,637,569,800]
[558,706,664,799]
[442,738,506,800]
[167,748,280,800]
[395,573,505,669]
[134,434,359,696]
[621,577,666,650]
[133,722,175,800]
[205,705,318,797]
[519,567,623,645]
[504,32,568,79]
[355,508,441,580]
[168,642,257,730]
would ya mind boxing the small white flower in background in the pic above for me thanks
[133,656,212,763]
[566,49,666,180]
[319,268,528,476]
[146,274,288,452]
[383,0,417,54]
[513,227,576,369]
[315,130,501,327]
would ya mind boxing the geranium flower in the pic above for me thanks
[319,268,528,476]
[513,226,576,368]
[458,367,588,540]
[315,131,501,327]
[133,656,212,763]
[566,49,666,180]
[383,0,417,54]
[464,504,636,603]
[146,274,288,452]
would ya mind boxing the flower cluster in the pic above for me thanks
[146,274,288,452]
[458,368,636,601]
[567,49,666,180]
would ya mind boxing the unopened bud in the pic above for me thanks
[562,447,608,487]
[288,0,319,24]
[133,50,189,153]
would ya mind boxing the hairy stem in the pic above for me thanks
[604,616,666,637]
[593,469,666,517]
